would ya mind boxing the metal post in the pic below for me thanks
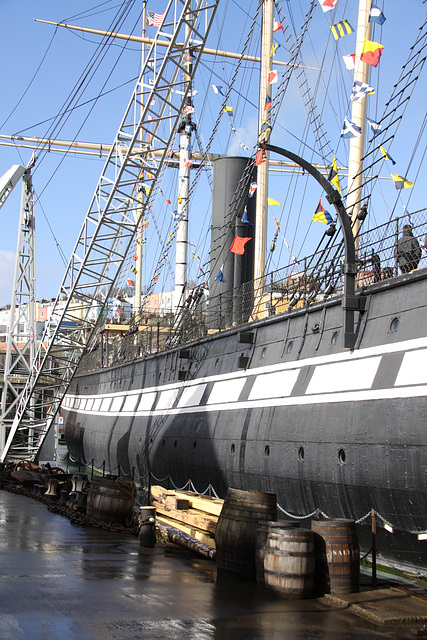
[395,218,399,276]
[371,508,377,588]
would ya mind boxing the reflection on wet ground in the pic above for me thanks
[0,490,419,640]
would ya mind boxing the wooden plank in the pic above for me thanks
[156,514,216,549]
[173,490,224,517]
[165,495,190,511]
[153,502,218,534]
[150,485,224,517]
[151,486,175,503]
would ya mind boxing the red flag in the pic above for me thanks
[230,236,252,255]
[268,70,278,84]
[127,279,135,287]
[319,0,337,11]
[254,149,267,166]
[360,39,384,67]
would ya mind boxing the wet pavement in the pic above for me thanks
[0,488,425,640]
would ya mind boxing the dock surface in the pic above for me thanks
[0,488,426,640]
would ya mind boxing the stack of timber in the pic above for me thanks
[150,485,223,549]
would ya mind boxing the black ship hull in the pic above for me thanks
[63,269,427,573]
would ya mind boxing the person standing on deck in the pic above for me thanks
[396,225,422,273]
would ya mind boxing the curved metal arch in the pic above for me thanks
[261,143,364,349]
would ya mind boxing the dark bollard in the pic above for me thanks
[139,506,156,547]
[33,484,42,495]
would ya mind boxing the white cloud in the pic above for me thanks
[0,250,15,306]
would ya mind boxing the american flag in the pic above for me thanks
[147,11,164,27]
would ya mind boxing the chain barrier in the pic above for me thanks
[2,470,427,539]
[356,511,374,525]
[62,453,427,537]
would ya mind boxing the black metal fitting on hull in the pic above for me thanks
[260,143,365,350]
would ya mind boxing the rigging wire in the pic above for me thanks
[35,1,140,165]
[1,1,142,287]
[0,30,58,131]
[13,76,139,135]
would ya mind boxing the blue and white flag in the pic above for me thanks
[369,5,386,25]
[241,208,252,225]
[367,117,381,133]
[215,265,226,283]
[341,116,362,138]
[351,81,375,101]
[212,85,224,95]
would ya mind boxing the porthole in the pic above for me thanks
[338,448,346,464]
[150,437,153,444]
[287,341,294,354]
[193,441,197,451]
[390,317,399,332]
[174,440,178,449]
[264,445,270,457]
[261,347,267,359]
[230,443,235,455]
[215,358,219,367]
[162,439,166,447]
[298,446,305,462]
[331,331,339,345]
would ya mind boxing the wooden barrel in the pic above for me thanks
[86,477,136,525]
[215,488,277,580]
[255,520,300,584]
[311,519,360,594]
[264,528,315,598]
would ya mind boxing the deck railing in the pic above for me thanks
[78,212,427,372]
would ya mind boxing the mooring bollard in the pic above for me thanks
[139,506,157,547]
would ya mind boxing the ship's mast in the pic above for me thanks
[134,1,148,314]
[347,0,372,239]
[254,0,274,286]
[174,19,194,311]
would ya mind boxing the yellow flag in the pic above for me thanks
[267,198,280,206]
[391,174,414,190]
[271,43,279,57]
[328,156,341,193]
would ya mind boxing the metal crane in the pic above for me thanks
[0,0,219,463]
[0,154,37,455]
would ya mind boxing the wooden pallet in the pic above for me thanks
[150,485,224,549]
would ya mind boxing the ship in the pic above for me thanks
[2,0,427,573]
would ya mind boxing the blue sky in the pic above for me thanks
[1,0,426,307]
